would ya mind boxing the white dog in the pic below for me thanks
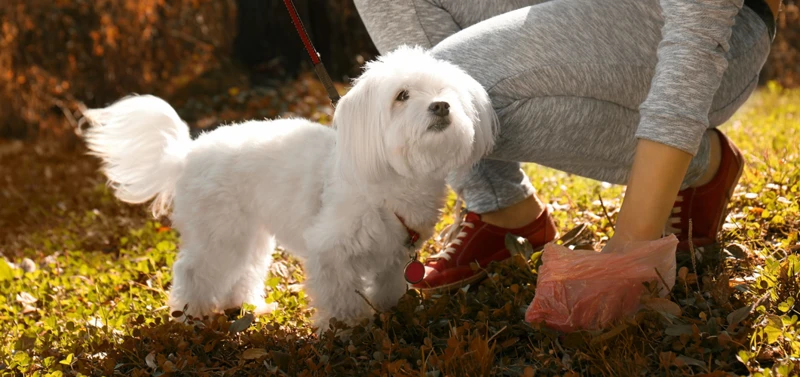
[81,46,497,330]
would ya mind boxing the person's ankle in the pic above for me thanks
[479,194,545,229]
[690,129,722,188]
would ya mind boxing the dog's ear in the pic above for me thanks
[445,69,499,186]
[333,77,392,184]
[463,72,498,165]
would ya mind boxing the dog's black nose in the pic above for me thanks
[428,101,450,117]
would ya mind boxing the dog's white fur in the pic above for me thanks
[81,46,497,330]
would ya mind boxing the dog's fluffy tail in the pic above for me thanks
[81,95,191,217]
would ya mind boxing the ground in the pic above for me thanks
[0,78,798,376]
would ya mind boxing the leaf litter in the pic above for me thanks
[0,78,799,376]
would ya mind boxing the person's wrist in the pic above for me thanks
[603,212,663,253]
[614,205,665,242]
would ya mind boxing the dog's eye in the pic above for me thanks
[395,90,409,102]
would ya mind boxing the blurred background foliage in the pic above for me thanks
[0,0,377,142]
[0,0,797,142]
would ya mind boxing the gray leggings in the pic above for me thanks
[353,0,771,213]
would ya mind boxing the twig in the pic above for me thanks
[597,191,616,232]
[553,334,567,354]
[46,94,87,133]
[561,186,578,211]
[653,267,677,303]
[354,289,379,313]
[682,270,691,297]
[753,291,770,309]
[169,29,216,50]
[486,325,507,344]
[131,281,168,297]
[687,220,714,319]
[687,220,702,292]
[54,99,79,129]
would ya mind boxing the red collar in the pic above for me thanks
[396,214,426,284]
[395,214,420,248]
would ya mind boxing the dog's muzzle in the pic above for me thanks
[427,101,451,132]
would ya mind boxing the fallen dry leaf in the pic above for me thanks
[644,297,682,317]
[242,348,268,360]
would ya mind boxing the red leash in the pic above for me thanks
[282,1,425,285]
[282,0,341,106]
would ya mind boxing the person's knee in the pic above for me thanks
[709,76,759,127]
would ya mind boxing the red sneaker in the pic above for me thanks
[666,129,745,250]
[412,207,557,292]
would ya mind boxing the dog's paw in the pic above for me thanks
[313,315,372,340]
[365,285,406,313]
[168,301,217,323]
[253,301,278,316]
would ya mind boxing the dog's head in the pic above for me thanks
[333,45,497,185]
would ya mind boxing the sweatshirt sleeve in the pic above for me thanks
[636,0,744,155]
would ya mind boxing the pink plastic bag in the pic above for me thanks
[525,234,678,332]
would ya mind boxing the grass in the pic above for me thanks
[0,81,798,376]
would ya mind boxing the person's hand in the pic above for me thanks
[600,232,631,254]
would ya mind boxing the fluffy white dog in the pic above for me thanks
[81,46,497,330]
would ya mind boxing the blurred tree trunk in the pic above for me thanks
[233,0,378,84]
[760,0,800,87]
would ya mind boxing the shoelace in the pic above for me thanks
[429,197,475,261]
[664,194,683,236]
